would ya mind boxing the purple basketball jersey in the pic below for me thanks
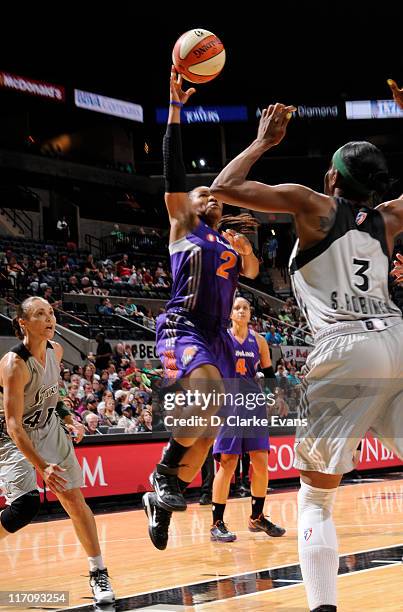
[167,221,240,326]
[230,328,260,380]
[213,328,270,456]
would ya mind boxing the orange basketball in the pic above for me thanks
[172,28,226,84]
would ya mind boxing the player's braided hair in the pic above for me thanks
[217,213,260,234]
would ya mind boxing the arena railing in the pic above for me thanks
[261,313,314,346]
[238,281,290,309]
[113,312,156,337]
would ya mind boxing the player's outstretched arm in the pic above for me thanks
[164,67,197,223]
[211,103,316,215]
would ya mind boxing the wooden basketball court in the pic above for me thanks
[1,476,401,611]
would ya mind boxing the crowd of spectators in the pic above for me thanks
[96,297,159,330]
[245,296,313,347]
[58,342,165,437]
[0,237,172,301]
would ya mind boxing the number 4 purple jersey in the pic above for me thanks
[166,221,241,326]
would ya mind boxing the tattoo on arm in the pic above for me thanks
[319,207,336,233]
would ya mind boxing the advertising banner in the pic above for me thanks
[130,340,159,360]
[281,345,313,362]
[74,89,143,122]
[156,105,248,124]
[345,99,403,119]
[0,72,65,102]
[255,104,340,120]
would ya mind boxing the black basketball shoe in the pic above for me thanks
[210,520,237,542]
[143,492,172,550]
[248,514,286,537]
[150,463,187,512]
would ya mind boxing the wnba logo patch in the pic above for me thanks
[304,528,312,541]
[355,211,367,226]
[206,234,216,242]
[182,345,198,366]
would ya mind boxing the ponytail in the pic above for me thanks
[12,316,24,340]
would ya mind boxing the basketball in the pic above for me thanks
[172,28,226,84]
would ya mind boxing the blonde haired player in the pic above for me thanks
[0,297,115,605]
[209,81,403,611]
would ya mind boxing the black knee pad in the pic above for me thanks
[0,490,40,533]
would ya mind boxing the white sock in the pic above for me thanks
[298,481,339,611]
[88,555,105,572]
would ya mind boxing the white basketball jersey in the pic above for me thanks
[289,197,402,334]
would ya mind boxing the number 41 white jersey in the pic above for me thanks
[289,196,402,335]
[0,342,59,430]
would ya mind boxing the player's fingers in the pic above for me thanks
[49,470,68,484]
[387,78,399,93]
[272,103,287,124]
[266,104,275,118]
[53,464,66,472]
[285,105,297,120]
[396,253,403,262]
[271,103,283,119]
[279,108,292,125]
[49,480,67,493]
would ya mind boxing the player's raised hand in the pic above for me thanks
[257,103,297,148]
[391,252,403,284]
[387,79,403,109]
[222,229,253,256]
[170,66,196,106]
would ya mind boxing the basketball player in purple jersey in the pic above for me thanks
[210,297,285,542]
[209,81,403,611]
[142,67,259,550]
